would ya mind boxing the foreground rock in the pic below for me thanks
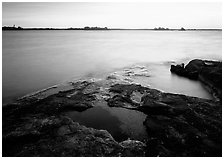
[106,83,221,156]
[3,80,146,157]
[170,59,222,100]
[3,115,146,157]
[3,62,222,157]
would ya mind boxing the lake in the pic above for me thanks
[3,30,222,104]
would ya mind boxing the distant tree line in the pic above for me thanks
[3,25,219,31]
[66,26,108,30]
[154,27,169,30]
[154,27,186,31]
[83,26,108,30]
[2,25,109,30]
[2,25,23,30]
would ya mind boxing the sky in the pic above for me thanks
[2,2,222,29]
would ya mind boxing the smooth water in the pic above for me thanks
[66,101,148,142]
[128,63,213,99]
[3,30,222,103]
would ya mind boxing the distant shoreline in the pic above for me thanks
[2,26,222,31]
[2,29,222,31]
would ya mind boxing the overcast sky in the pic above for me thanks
[2,2,222,29]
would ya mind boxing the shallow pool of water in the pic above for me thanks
[66,101,148,142]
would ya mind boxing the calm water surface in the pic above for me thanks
[3,30,222,103]
[66,101,148,142]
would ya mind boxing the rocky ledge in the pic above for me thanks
[170,59,222,101]
[107,83,221,156]
[3,60,222,157]
[3,80,147,157]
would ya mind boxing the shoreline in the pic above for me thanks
[2,29,222,32]
[2,59,222,157]
[4,60,215,106]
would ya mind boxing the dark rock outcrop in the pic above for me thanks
[106,83,221,156]
[142,93,221,156]
[170,62,198,80]
[170,59,222,100]
[3,80,146,157]
[3,115,146,157]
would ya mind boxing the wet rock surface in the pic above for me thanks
[170,59,222,100]
[106,83,221,156]
[3,61,222,157]
[3,80,146,157]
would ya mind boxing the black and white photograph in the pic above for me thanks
[2,1,222,157]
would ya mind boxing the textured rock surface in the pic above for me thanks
[3,61,222,157]
[3,80,146,157]
[142,93,221,156]
[106,83,221,156]
[3,115,145,157]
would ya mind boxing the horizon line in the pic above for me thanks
[2,26,222,30]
